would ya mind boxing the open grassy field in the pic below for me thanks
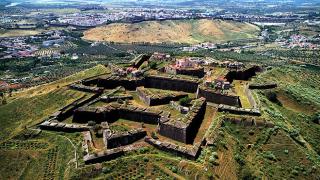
[0,65,110,141]
[83,19,260,44]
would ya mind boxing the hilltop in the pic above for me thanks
[83,19,260,44]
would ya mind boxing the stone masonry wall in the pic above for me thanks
[106,129,147,149]
[197,87,241,107]
[136,87,188,106]
[144,75,199,93]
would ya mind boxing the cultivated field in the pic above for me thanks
[83,19,260,44]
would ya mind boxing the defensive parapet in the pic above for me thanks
[218,104,261,116]
[73,103,167,124]
[225,65,262,83]
[144,75,200,93]
[136,86,188,106]
[223,117,274,128]
[106,129,147,149]
[145,137,201,160]
[97,75,145,90]
[249,83,277,89]
[196,87,241,107]
[39,121,90,132]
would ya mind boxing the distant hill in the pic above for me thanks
[83,19,260,44]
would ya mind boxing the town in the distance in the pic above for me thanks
[0,0,319,179]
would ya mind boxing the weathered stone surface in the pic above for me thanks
[39,121,90,132]
[136,87,188,106]
[106,129,147,149]
[159,98,206,144]
[70,84,104,93]
[249,83,277,89]
[218,104,261,116]
[145,137,201,160]
[73,103,163,124]
[223,117,274,128]
[197,87,241,106]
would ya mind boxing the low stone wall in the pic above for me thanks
[100,95,133,103]
[249,83,277,89]
[56,93,101,121]
[218,104,261,116]
[106,129,147,149]
[223,117,275,128]
[165,66,205,78]
[70,84,104,93]
[176,67,205,78]
[39,121,90,132]
[225,66,262,83]
[144,75,199,93]
[159,98,206,144]
[136,87,188,106]
[197,87,241,107]
[84,142,146,164]
[145,137,201,160]
[84,147,124,164]
[97,76,145,90]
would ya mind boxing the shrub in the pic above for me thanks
[102,167,111,174]
[263,151,277,161]
[235,154,246,166]
[143,157,149,162]
[179,96,191,106]
[151,132,158,139]
[171,166,178,173]
[212,152,219,159]
[149,61,157,69]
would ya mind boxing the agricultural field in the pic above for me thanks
[0,29,41,37]
[83,19,260,44]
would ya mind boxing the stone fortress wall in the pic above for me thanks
[136,86,188,106]
[196,87,241,107]
[106,129,147,149]
[159,98,206,144]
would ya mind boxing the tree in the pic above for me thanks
[149,61,157,69]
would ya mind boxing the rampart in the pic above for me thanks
[39,121,90,132]
[83,143,145,164]
[106,129,147,149]
[223,117,275,128]
[70,84,104,93]
[159,98,206,144]
[218,104,261,116]
[196,87,241,107]
[52,93,101,121]
[136,87,188,106]
[100,95,133,102]
[144,75,199,93]
[225,66,262,83]
[249,83,277,89]
[145,137,201,160]
[165,66,205,78]
[84,147,124,164]
[73,103,166,124]
[97,76,145,90]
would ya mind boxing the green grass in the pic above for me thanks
[0,65,110,142]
